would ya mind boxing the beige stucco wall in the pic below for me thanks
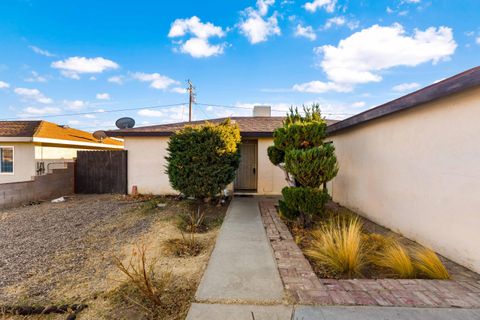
[329,86,480,273]
[124,137,174,195]
[0,142,36,183]
[124,136,287,195]
[257,138,288,194]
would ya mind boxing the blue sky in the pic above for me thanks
[0,0,479,131]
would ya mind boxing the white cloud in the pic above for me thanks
[403,0,420,3]
[84,114,96,119]
[51,56,119,79]
[171,87,187,94]
[63,99,85,110]
[292,80,352,93]
[20,106,61,116]
[392,82,421,92]
[304,0,337,13]
[29,45,55,57]
[351,101,365,108]
[324,16,359,30]
[14,87,52,104]
[316,24,456,86]
[96,93,110,100]
[138,109,164,117]
[68,120,81,126]
[295,24,316,41]
[386,7,394,13]
[0,81,9,89]
[168,16,224,38]
[180,37,226,58]
[108,75,124,84]
[168,16,226,58]
[238,1,280,44]
[132,72,179,90]
[476,37,480,45]
[24,71,47,83]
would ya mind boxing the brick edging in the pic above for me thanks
[259,201,480,308]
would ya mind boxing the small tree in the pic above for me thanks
[268,104,339,226]
[166,119,241,200]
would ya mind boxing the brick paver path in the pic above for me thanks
[259,201,480,308]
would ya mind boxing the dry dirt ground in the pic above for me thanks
[0,194,227,319]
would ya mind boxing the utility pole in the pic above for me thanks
[187,79,196,122]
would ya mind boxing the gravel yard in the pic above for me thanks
[0,194,153,305]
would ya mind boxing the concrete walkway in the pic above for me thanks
[188,304,480,320]
[187,197,480,320]
[194,197,284,303]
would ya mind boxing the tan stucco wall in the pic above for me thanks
[329,86,480,273]
[257,138,288,194]
[124,137,174,195]
[0,142,35,183]
[124,136,287,195]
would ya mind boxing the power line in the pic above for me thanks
[2,101,354,122]
[0,102,187,121]
[195,102,355,116]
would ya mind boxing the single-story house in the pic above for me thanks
[105,106,336,195]
[0,120,123,184]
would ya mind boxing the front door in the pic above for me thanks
[234,141,257,191]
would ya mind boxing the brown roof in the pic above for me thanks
[0,120,42,137]
[0,120,123,147]
[327,66,480,135]
[105,117,339,138]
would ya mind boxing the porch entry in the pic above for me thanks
[234,140,257,192]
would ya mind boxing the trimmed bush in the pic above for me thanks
[284,144,338,188]
[268,104,339,225]
[281,186,330,223]
[166,119,241,199]
[267,145,285,166]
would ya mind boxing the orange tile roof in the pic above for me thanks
[0,120,123,147]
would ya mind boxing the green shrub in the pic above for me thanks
[284,144,339,188]
[267,105,338,224]
[281,186,330,224]
[273,122,327,151]
[267,146,285,165]
[166,119,241,199]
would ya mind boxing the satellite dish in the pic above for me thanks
[115,117,135,129]
[93,130,107,141]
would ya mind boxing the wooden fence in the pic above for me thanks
[75,150,127,194]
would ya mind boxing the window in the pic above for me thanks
[0,147,14,173]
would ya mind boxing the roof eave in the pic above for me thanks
[105,131,274,138]
[327,66,480,135]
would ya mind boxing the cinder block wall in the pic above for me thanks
[0,162,74,209]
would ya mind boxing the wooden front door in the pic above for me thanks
[234,141,257,191]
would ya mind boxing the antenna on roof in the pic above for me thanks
[115,117,135,129]
[93,130,107,141]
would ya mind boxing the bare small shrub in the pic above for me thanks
[114,243,172,306]
[164,231,203,257]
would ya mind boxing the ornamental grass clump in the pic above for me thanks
[305,217,365,277]
[373,240,415,278]
[413,248,450,280]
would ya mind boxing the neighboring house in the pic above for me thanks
[105,106,336,195]
[0,120,123,184]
